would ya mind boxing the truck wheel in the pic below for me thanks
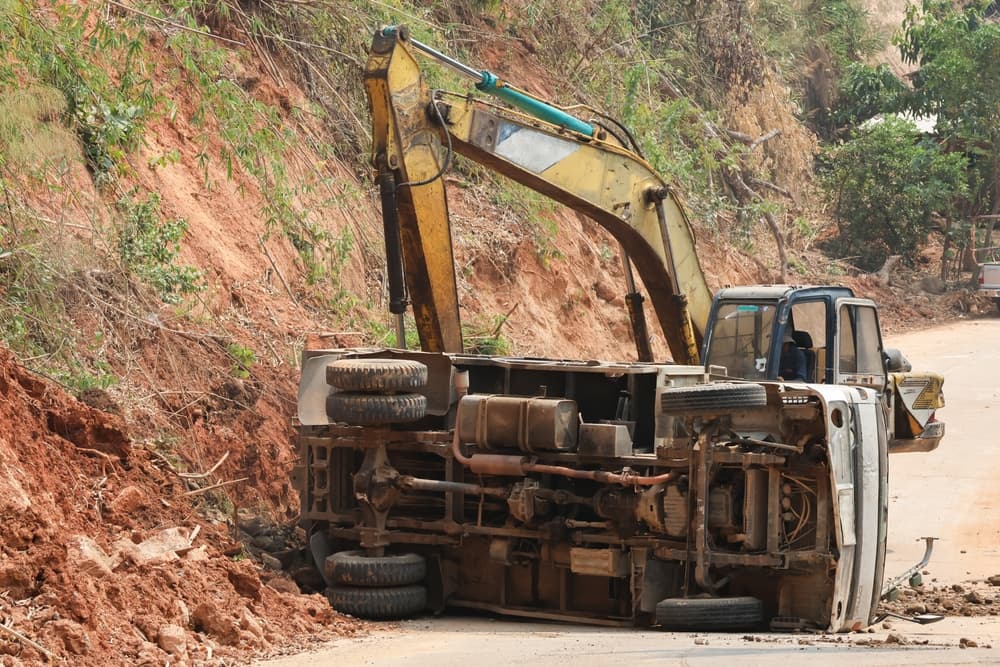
[325,551,426,587]
[327,584,427,620]
[655,596,764,631]
[660,382,767,416]
[326,358,428,392]
[326,392,427,425]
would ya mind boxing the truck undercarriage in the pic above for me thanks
[296,350,886,631]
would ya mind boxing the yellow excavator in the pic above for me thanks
[294,27,945,632]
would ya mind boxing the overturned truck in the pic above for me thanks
[292,28,944,632]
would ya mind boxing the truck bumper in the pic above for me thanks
[888,420,945,454]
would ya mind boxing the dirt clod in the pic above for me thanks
[156,624,187,656]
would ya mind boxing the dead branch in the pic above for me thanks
[725,168,789,282]
[491,302,520,338]
[0,621,61,661]
[178,451,230,480]
[184,477,249,497]
[257,236,298,305]
[749,128,782,151]
[748,177,793,200]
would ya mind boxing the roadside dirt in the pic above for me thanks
[0,346,363,666]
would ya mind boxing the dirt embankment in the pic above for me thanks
[0,346,362,666]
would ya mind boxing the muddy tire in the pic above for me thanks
[659,382,767,416]
[655,596,764,631]
[326,358,427,392]
[327,584,427,620]
[325,551,426,588]
[326,392,427,425]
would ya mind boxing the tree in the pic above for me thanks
[896,0,1000,268]
[821,116,967,271]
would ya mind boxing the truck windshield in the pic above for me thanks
[704,302,776,380]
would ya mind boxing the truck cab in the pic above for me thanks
[702,285,944,453]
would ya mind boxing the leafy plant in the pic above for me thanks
[226,343,257,379]
[820,116,967,270]
[896,0,1000,219]
[115,191,203,303]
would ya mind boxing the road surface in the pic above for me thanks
[258,319,1000,666]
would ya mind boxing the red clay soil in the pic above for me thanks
[0,346,362,666]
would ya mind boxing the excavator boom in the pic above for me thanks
[364,27,713,363]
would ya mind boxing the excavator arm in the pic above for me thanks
[364,27,713,364]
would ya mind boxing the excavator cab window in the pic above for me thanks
[703,302,776,379]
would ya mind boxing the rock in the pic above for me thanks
[266,575,300,595]
[885,633,908,645]
[951,584,965,593]
[260,552,282,571]
[942,599,956,610]
[48,619,91,655]
[904,603,926,615]
[593,282,617,303]
[965,591,983,604]
[192,602,240,645]
[241,609,265,640]
[114,526,195,565]
[987,575,1000,587]
[881,621,893,630]
[228,568,262,600]
[693,637,708,645]
[175,599,191,626]
[108,485,146,515]
[157,624,187,656]
[184,545,210,562]
[960,637,978,648]
[69,536,114,578]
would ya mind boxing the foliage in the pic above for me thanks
[0,1,157,185]
[462,314,512,356]
[226,342,256,379]
[115,191,203,303]
[833,62,907,127]
[820,116,967,270]
[895,0,1000,217]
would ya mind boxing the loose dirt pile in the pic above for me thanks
[883,576,1000,618]
[0,346,361,666]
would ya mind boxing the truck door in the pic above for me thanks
[833,301,886,392]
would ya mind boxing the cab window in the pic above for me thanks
[837,304,884,382]
[704,302,776,380]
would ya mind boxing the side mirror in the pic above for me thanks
[884,348,911,373]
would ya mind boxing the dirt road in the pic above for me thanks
[885,319,1000,581]
[257,319,1000,666]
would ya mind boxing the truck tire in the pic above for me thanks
[327,584,427,620]
[660,382,767,416]
[326,358,428,392]
[326,392,427,425]
[325,551,426,587]
[655,596,764,631]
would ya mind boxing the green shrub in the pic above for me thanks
[820,116,967,270]
[115,191,203,303]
